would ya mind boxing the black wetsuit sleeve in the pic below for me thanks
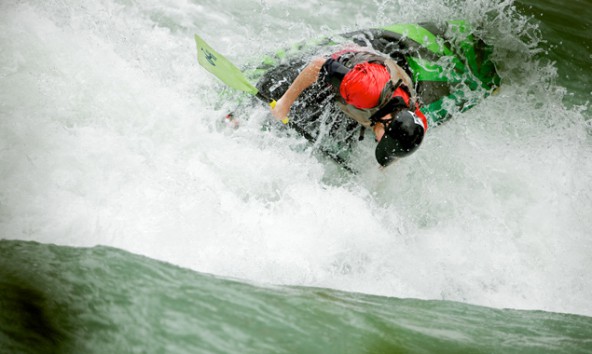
[320,58,350,92]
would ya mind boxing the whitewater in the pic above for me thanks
[1,0,591,318]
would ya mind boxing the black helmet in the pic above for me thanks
[375,109,425,167]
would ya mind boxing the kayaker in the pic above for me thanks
[270,48,428,167]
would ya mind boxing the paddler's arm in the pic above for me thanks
[271,57,327,121]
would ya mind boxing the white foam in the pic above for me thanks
[1,0,591,316]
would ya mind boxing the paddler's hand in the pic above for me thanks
[270,98,290,122]
[269,57,327,124]
[373,122,386,142]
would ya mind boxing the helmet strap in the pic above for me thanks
[369,80,409,126]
